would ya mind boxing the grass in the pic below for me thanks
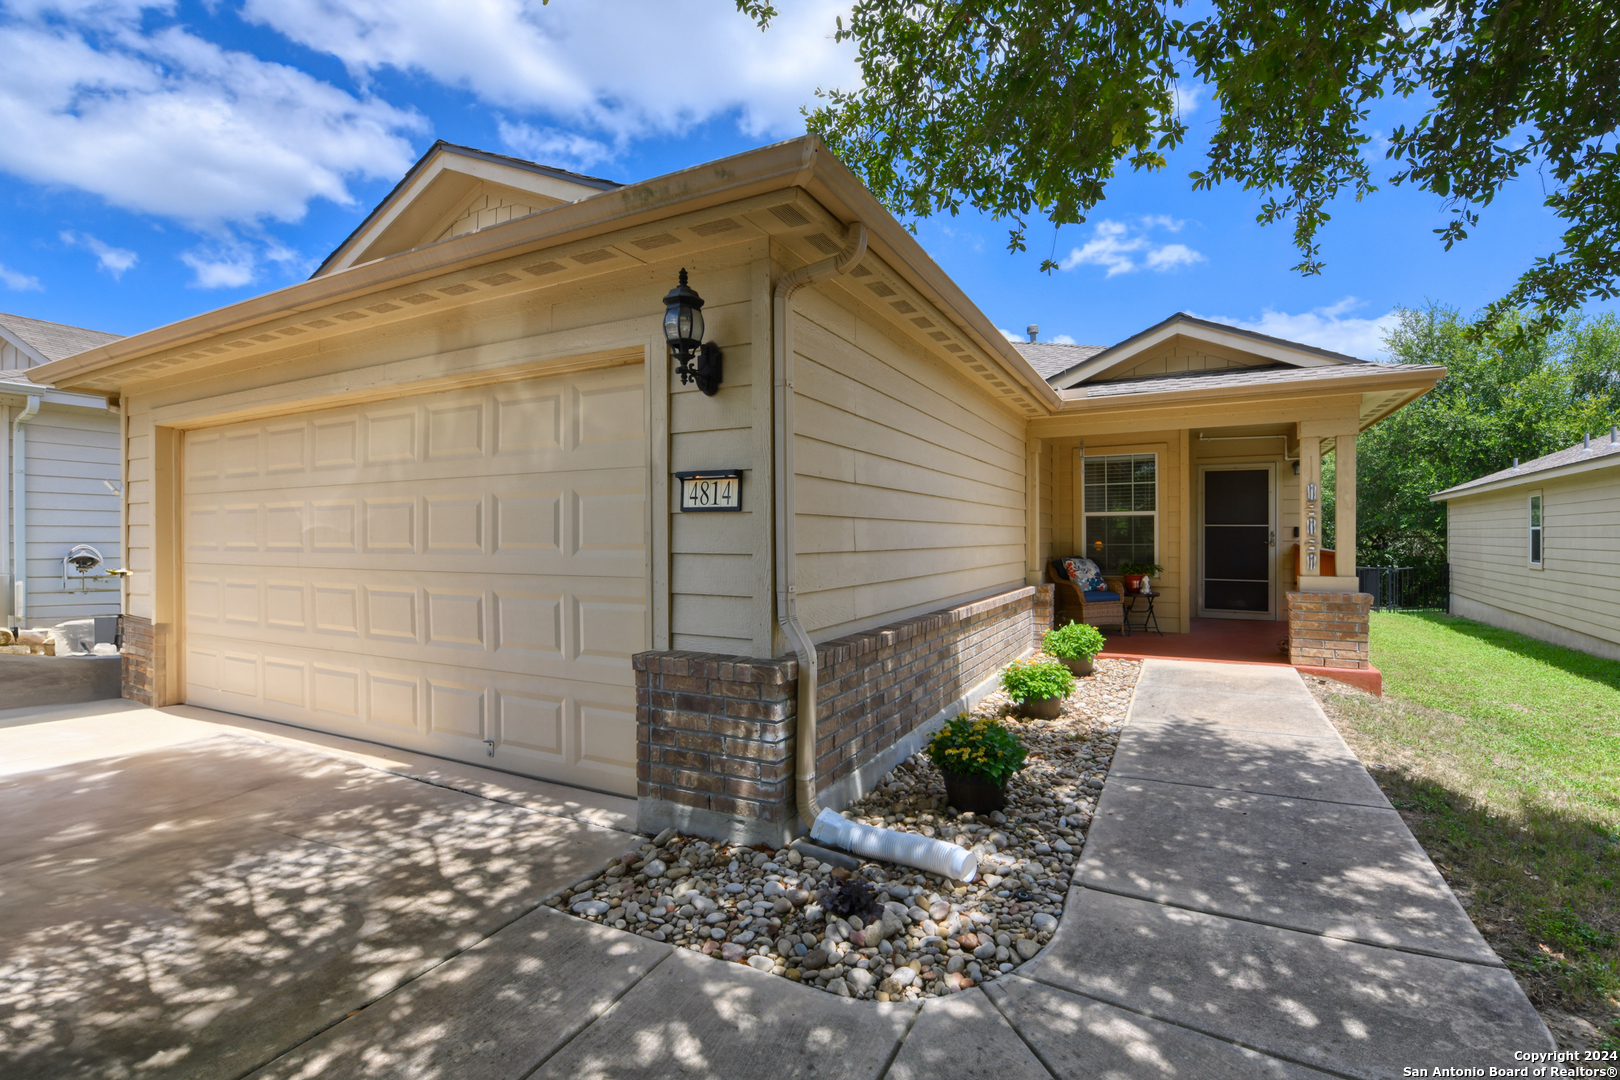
[1314,610,1620,1050]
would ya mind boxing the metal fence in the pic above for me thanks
[1356,565,1451,611]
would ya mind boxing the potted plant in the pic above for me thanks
[1118,561,1164,595]
[927,713,1028,812]
[999,657,1076,719]
[1043,621,1106,676]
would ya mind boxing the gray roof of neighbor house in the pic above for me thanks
[1012,341,1107,380]
[1431,429,1620,500]
[0,312,124,363]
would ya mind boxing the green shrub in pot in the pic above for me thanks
[1043,621,1106,663]
[999,657,1076,705]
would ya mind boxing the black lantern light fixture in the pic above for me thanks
[663,268,722,396]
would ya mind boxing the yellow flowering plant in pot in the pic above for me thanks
[927,713,1028,813]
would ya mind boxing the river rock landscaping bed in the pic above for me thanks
[548,657,1140,1001]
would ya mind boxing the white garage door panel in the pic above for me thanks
[183,366,647,794]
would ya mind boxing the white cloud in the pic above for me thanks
[1196,297,1399,360]
[497,119,617,172]
[243,0,857,154]
[0,2,425,227]
[180,242,255,288]
[1049,334,1078,345]
[0,262,43,291]
[60,230,138,278]
[1145,243,1204,271]
[999,327,1024,342]
[1060,218,1204,277]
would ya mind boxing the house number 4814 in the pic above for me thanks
[676,470,742,512]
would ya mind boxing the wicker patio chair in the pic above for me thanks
[1046,559,1126,633]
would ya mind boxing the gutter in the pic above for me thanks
[11,395,39,623]
[774,219,869,829]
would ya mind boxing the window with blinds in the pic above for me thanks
[1082,453,1157,573]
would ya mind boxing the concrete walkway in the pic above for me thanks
[2,666,1555,1079]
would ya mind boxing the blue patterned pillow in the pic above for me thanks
[1062,557,1106,592]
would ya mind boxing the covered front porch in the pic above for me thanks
[1017,316,1446,692]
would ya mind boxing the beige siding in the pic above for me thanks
[433,190,547,243]
[1049,430,1187,632]
[667,261,770,655]
[790,288,1027,639]
[14,404,122,624]
[1099,337,1271,382]
[1448,471,1620,648]
[2,341,33,371]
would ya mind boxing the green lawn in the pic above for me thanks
[1318,611,1620,1049]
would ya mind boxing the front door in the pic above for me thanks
[1199,465,1276,618]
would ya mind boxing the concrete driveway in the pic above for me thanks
[0,700,641,1080]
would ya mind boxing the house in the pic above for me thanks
[2,312,124,629]
[27,137,1442,844]
[1431,430,1620,661]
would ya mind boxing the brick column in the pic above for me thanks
[1033,583,1054,647]
[1286,591,1372,669]
[635,652,798,846]
[119,614,157,705]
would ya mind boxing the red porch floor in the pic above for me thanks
[1096,616,1383,693]
[1098,617,1289,665]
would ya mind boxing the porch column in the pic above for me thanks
[1299,435,1322,578]
[1335,433,1356,576]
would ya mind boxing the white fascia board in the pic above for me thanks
[0,385,108,411]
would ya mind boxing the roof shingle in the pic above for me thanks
[0,312,123,363]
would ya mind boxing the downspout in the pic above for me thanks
[774,221,868,829]
[12,395,40,625]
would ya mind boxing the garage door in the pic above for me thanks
[182,364,647,795]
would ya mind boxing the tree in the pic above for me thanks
[1334,305,1620,564]
[741,0,1620,326]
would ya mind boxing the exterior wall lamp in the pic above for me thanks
[663,268,722,396]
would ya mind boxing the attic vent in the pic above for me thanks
[368,302,401,313]
[225,339,252,348]
[691,217,741,236]
[523,261,566,276]
[276,326,306,336]
[891,300,916,314]
[205,345,231,355]
[945,344,965,353]
[573,248,616,264]
[632,233,680,250]
[334,310,369,321]
[478,272,519,286]
[401,293,438,305]
[929,331,950,342]
[866,282,897,298]
[252,333,277,343]
[849,265,872,277]
[303,319,334,329]
[769,203,811,227]
[805,232,842,255]
[911,317,934,329]
[439,283,477,296]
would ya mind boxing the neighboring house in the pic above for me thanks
[1,313,124,629]
[29,137,1441,843]
[1431,430,1620,661]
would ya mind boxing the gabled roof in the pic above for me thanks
[1044,311,1369,388]
[1431,430,1620,501]
[1012,341,1106,380]
[0,311,123,365]
[312,141,621,278]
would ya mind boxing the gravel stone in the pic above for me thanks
[548,656,1139,1000]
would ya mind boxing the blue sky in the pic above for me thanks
[0,0,1603,359]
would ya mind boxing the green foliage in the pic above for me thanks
[1118,561,1164,576]
[927,713,1029,786]
[1043,621,1106,661]
[741,0,1620,318]
[1337,305,1620,564]
[998,657,1076,702]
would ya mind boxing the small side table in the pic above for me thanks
[1123,590,1163,636]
